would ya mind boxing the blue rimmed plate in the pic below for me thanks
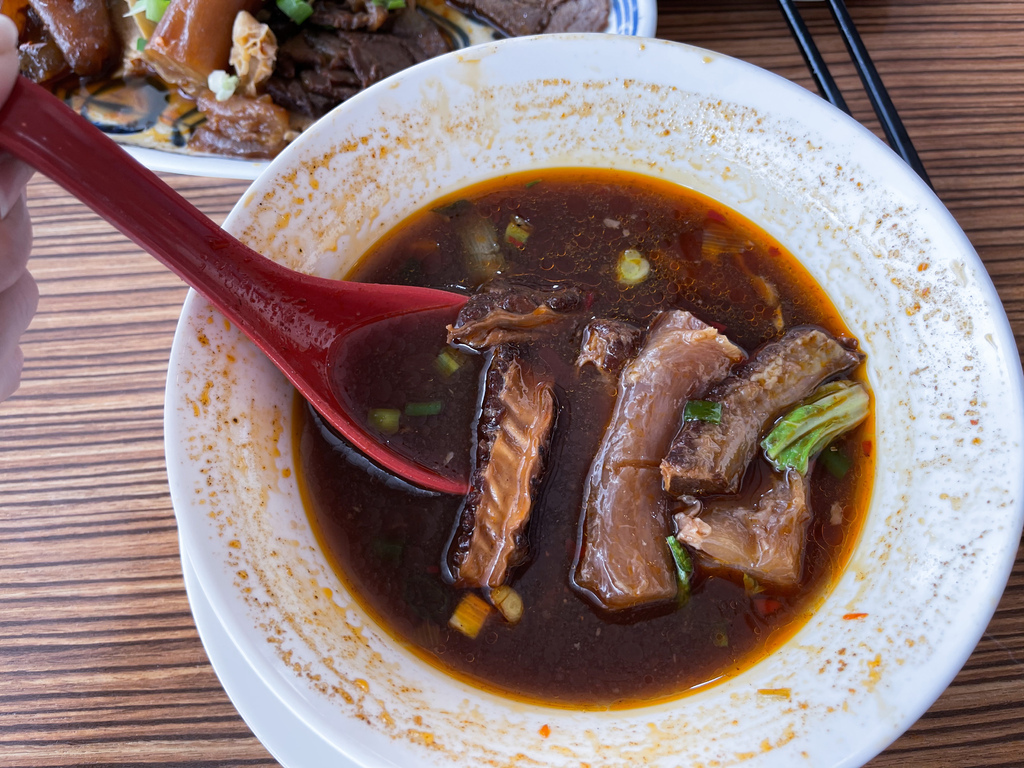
[80,0,657,179]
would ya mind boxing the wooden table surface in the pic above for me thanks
[2,1,1021,765]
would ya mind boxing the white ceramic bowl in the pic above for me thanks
[164,34,1024,767]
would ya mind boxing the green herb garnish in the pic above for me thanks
[405,401,444,417]
[136,37,147,52]
[126,0,170,23]
[368,408,401,435]
[684,399,722,424]
[434,349,464,377]
[820,446,853,478]
[277,0,314,24]
[505,215,532,247]
[666,536,694,605]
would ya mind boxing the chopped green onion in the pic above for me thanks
[125,0,170,23]
[490,585,524,624]
[449,593,491,639]
[684,399,722,424]
[135,37,147,51]
[712,626,729,647]
[371,539,404,565]
[434,349,464,377]
[666,536,694,605]
[525,179,542,188]
[277,0,314,24]
[207,70,239,102]
[405,401,444,417]
[505,215,532,247]
[761,380,870,474]
[368,408,400,435]
[373,0,406,8]
[820,446,853,478]
[616,248,651,286]
[743,573,764,595]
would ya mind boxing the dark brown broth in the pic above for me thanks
[296,168,873,708]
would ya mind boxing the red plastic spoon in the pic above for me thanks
[0,77,470,495]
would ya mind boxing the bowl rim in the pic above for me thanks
[165,33,1024,768]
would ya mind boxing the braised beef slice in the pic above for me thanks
[574,310,745,611]
[575,319,643,378]
[310,0,390,32]
[674,470,810,587]
[448,346,556,589]
[661,327,863,498]
[267,6,449,119]
[448,0,609,37]
[447,282,585,349]
[26,0,117,77]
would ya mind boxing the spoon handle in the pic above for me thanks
[0,78,282,314]
[0,76,462,353]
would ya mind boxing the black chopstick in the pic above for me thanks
[777,0,850,115]
[776,0,933,189]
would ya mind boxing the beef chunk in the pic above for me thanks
[574,311,744,611]
[189,91,290,159]
[575,318,643,377]
[661,327,863,498]
[673,470,810,587]
[448,0,609,37]
[310,0,390,32]
[27,0,117,76]
[447,346,556,588]
[447,282,585,349]
[267,6,449,119]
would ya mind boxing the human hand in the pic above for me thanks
[0,14,37,401]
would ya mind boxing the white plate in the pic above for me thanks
[119,0,657,180]
[165,34,1024,768]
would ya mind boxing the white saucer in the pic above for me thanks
[180,541,359,768]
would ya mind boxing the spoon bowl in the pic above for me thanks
[0,77,470,495]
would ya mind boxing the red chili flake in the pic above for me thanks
[861,440,873,457]
[705,209,727,223]
[970,419,979,426]
[843,612,869,620]
[707,319,729,334]
[584,291,595,311]
[539,724,551,738]
[767,246,781,257]
[754,598,782,617]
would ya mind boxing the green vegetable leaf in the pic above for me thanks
[684,399,722,424]
[761,380,870,474]
[666,536,694,605]
[135,37,147,51]
[277,0,314,24]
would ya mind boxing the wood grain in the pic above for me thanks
[1,1,1021,765]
